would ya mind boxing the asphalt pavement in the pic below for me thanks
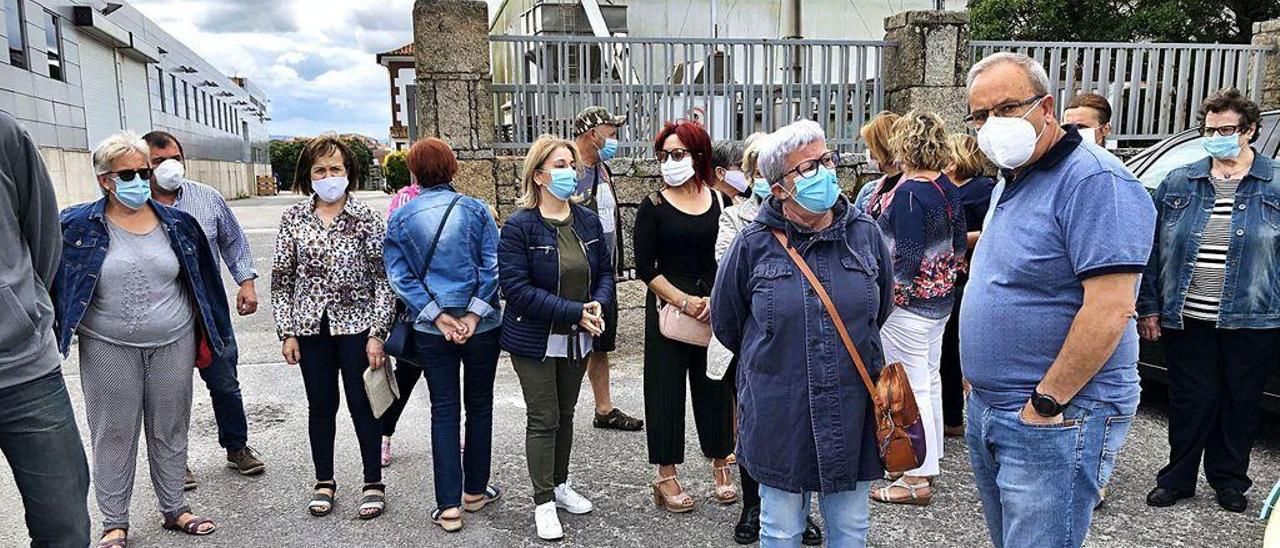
[0,191,1274,547]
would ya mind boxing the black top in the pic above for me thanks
[956,175,997,233]
[633,189,725,284]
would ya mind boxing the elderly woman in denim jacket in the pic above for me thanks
[712,119,894,548]
[383,138,503,532]
[1139,89,1280,514]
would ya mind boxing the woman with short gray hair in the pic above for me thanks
[54,131,235,544]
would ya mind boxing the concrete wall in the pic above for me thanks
[37,144,271,208]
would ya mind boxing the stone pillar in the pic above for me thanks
[414,0,497,205]
[882,11,971,133]
[1253,18,1280,111]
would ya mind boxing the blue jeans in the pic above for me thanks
[414,328,501,510]
[0,372,91,547]
[197,333,248,450]
[966,390,1138,548]
[759,482,871,548]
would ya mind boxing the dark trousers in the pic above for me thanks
[380,358,423,437]
[1157,319,1280,493]
[512,355,588,504]
[644,290,734,465]
[940,283,966,428]
[296,321,382,485]
[197,332,249,451]
[415,328,501,510]
[0,372,91,547]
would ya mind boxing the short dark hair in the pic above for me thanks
[1066,93,1112,126]
[711,140,744,169]
[142,130,185,156]
[1199,88,1262,144]
[406,138,458,188]
[292,135,358,194]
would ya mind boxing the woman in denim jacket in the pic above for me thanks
[383,138,503,532]
[1139,89,1280,514]
[55,132,232,544]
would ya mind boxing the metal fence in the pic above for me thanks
[490,35,893,156]
[971,40,1274,144]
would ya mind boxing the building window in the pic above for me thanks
[42,10,61,80]
[4,0,27,69]
[157,68,166,112]
[183,82,191,120]
[170,75,178,114]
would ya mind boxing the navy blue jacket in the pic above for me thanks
[712,196,893,494]
[498,204,616,360]
[53,198,233,358]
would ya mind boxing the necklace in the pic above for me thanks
[1213,162,1249,180]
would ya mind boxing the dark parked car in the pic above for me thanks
[1124,109,1280,412]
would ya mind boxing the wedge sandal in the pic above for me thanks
[463,485,502,513]
[431,507,463,532]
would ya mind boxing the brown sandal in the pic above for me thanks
[712,461,740,504]
[97,529,128,548]
[653,474,695,513]
[162,512,216,536]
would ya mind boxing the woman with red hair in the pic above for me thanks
[633,120,737,513]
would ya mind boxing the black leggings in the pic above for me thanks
[940,283,966,428]
[296,319,382,485]
[381,358,424,437]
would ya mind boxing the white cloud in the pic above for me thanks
[133,0,420,140]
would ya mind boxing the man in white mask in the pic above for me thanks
[1062,93,1113,147]
[959,53,1156,548]
[143,131,265,485]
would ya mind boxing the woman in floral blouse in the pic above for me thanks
[869,111,967,507]
[271,134,395,520]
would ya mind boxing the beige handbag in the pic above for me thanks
[659,302,712,347]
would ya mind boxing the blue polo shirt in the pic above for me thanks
[959,127,1156,410]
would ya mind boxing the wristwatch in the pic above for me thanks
[1031,390,1065,417]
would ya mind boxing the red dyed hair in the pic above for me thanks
[406,138,458,188]
[653,120,714,189]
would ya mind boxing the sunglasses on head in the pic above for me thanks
[107,168,153,181]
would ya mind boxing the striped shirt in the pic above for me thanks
[1183,177,1240,321]
[172,179,258,285]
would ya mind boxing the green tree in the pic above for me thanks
[269,139,305,191]
[383,150,410,191]
[969,0,1280,44]
[339,136,374,188]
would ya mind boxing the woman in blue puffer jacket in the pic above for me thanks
[498,135,616,542]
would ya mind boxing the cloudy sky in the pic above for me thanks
[132,0,505,141]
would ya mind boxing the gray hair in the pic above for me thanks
[711,140,744,169]
[966,52,1050,96]
[92,131,150,175]
[758,119,825,184]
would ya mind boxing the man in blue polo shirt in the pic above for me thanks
[960,52,1156,548]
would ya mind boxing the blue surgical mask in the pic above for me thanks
[1202,134,1242,159]
[546,168,578,201]
[112,174,151,210]
[789,166,841,213]
[752,177,771,200]
[598,137,619,161]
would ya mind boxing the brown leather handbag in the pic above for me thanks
[772,230,926,474]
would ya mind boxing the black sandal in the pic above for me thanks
[161,513,216,536]
[358,483,386,520]
[309,481,337,517]
[594,408,644,431]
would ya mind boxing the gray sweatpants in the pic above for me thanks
[79,331,195,530]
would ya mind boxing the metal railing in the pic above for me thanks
[971,40,1275,143]
[490,35,894,156]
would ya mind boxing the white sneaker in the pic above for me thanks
[535,501,564,541]
[554,482,594,514]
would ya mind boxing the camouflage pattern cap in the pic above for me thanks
[572,106,627,137]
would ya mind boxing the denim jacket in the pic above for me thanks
[53,198,233,357]
[384,184,501,335]
[712,197,892,493]
[1138,153,1280,329]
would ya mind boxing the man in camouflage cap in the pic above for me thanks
[571,106,643,432]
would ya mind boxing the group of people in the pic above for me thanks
[0,49,1276,548]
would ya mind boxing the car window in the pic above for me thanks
[1138,138,1208,190]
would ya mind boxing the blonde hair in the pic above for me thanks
[518,135,582,209]
[947,134,988,181]
[92,131,149,175]
[859,111,900,165]
[741,132,767,179]
[888,110,951,172]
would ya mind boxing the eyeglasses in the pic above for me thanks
[784,151,839,180]
[1200,124,1246,137]
[964,95,1045,128]
[656,148,692,162]
[106,168,153,181]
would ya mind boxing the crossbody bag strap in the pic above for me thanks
[417,194,463,301]
[770,229,884,408]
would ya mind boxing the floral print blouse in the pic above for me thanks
[271,194,395,341]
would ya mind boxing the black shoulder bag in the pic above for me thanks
[385,194,463,359]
